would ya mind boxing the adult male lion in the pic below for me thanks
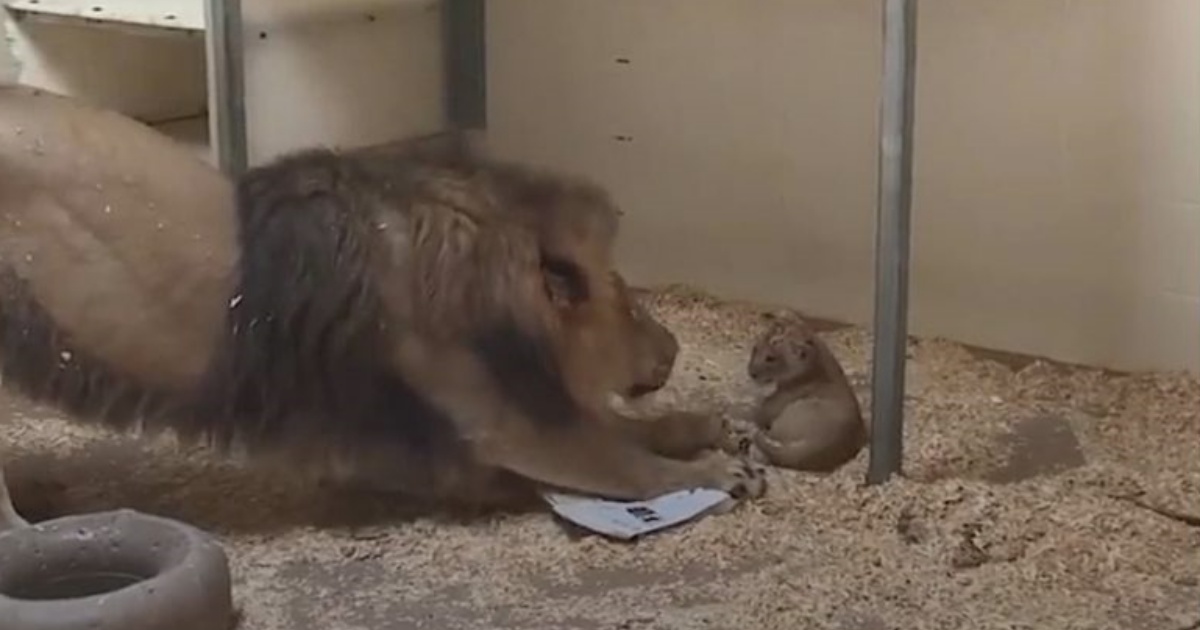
[0,87,764,526]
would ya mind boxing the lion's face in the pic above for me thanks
[617,281,679,397]
[545,266,679,404]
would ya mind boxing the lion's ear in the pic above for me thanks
[542,257,589,308]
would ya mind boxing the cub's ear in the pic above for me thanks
[542,257,589,309]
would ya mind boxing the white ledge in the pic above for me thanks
[4,0,205,32]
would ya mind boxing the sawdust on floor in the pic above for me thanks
[2,284,1197,630]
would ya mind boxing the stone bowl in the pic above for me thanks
[0,509,233,630]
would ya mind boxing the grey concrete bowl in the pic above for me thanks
[0,509,233,630]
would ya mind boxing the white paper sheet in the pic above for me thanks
[542,488,733,540]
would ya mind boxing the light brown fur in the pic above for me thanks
[357,133,727,462]
[613,410,729,460]
[745,312,867,472]
[0,89,765,526]
[587,275,728,461]
[0,84,236,530]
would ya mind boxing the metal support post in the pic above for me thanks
[204,0,248,175]
[442,0,487,129]
[867,0,918,485]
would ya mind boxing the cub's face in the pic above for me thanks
[747,321,819,386]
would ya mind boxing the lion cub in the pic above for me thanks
[745,314,867,472]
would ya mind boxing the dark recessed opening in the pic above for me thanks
[5,570,148,601]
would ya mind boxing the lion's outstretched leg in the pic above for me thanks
[318,458,543,517]
[0,460,29,531]
[481,418,766,501]
[607,411,727,460]
[393,342,767,503]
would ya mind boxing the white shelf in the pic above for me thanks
[151,114,212,164]
[4,0,205,32]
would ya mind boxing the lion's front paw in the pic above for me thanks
[696,452,768,500]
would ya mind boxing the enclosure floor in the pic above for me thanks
[2,285,1198,630]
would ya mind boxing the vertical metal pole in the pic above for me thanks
[867,0,918,485]
[205,0,248,175]
[442,0,487,129]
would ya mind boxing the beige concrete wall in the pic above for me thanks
[484,0,1200,375]
[3,19,208,122]
[241,0,445,165]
